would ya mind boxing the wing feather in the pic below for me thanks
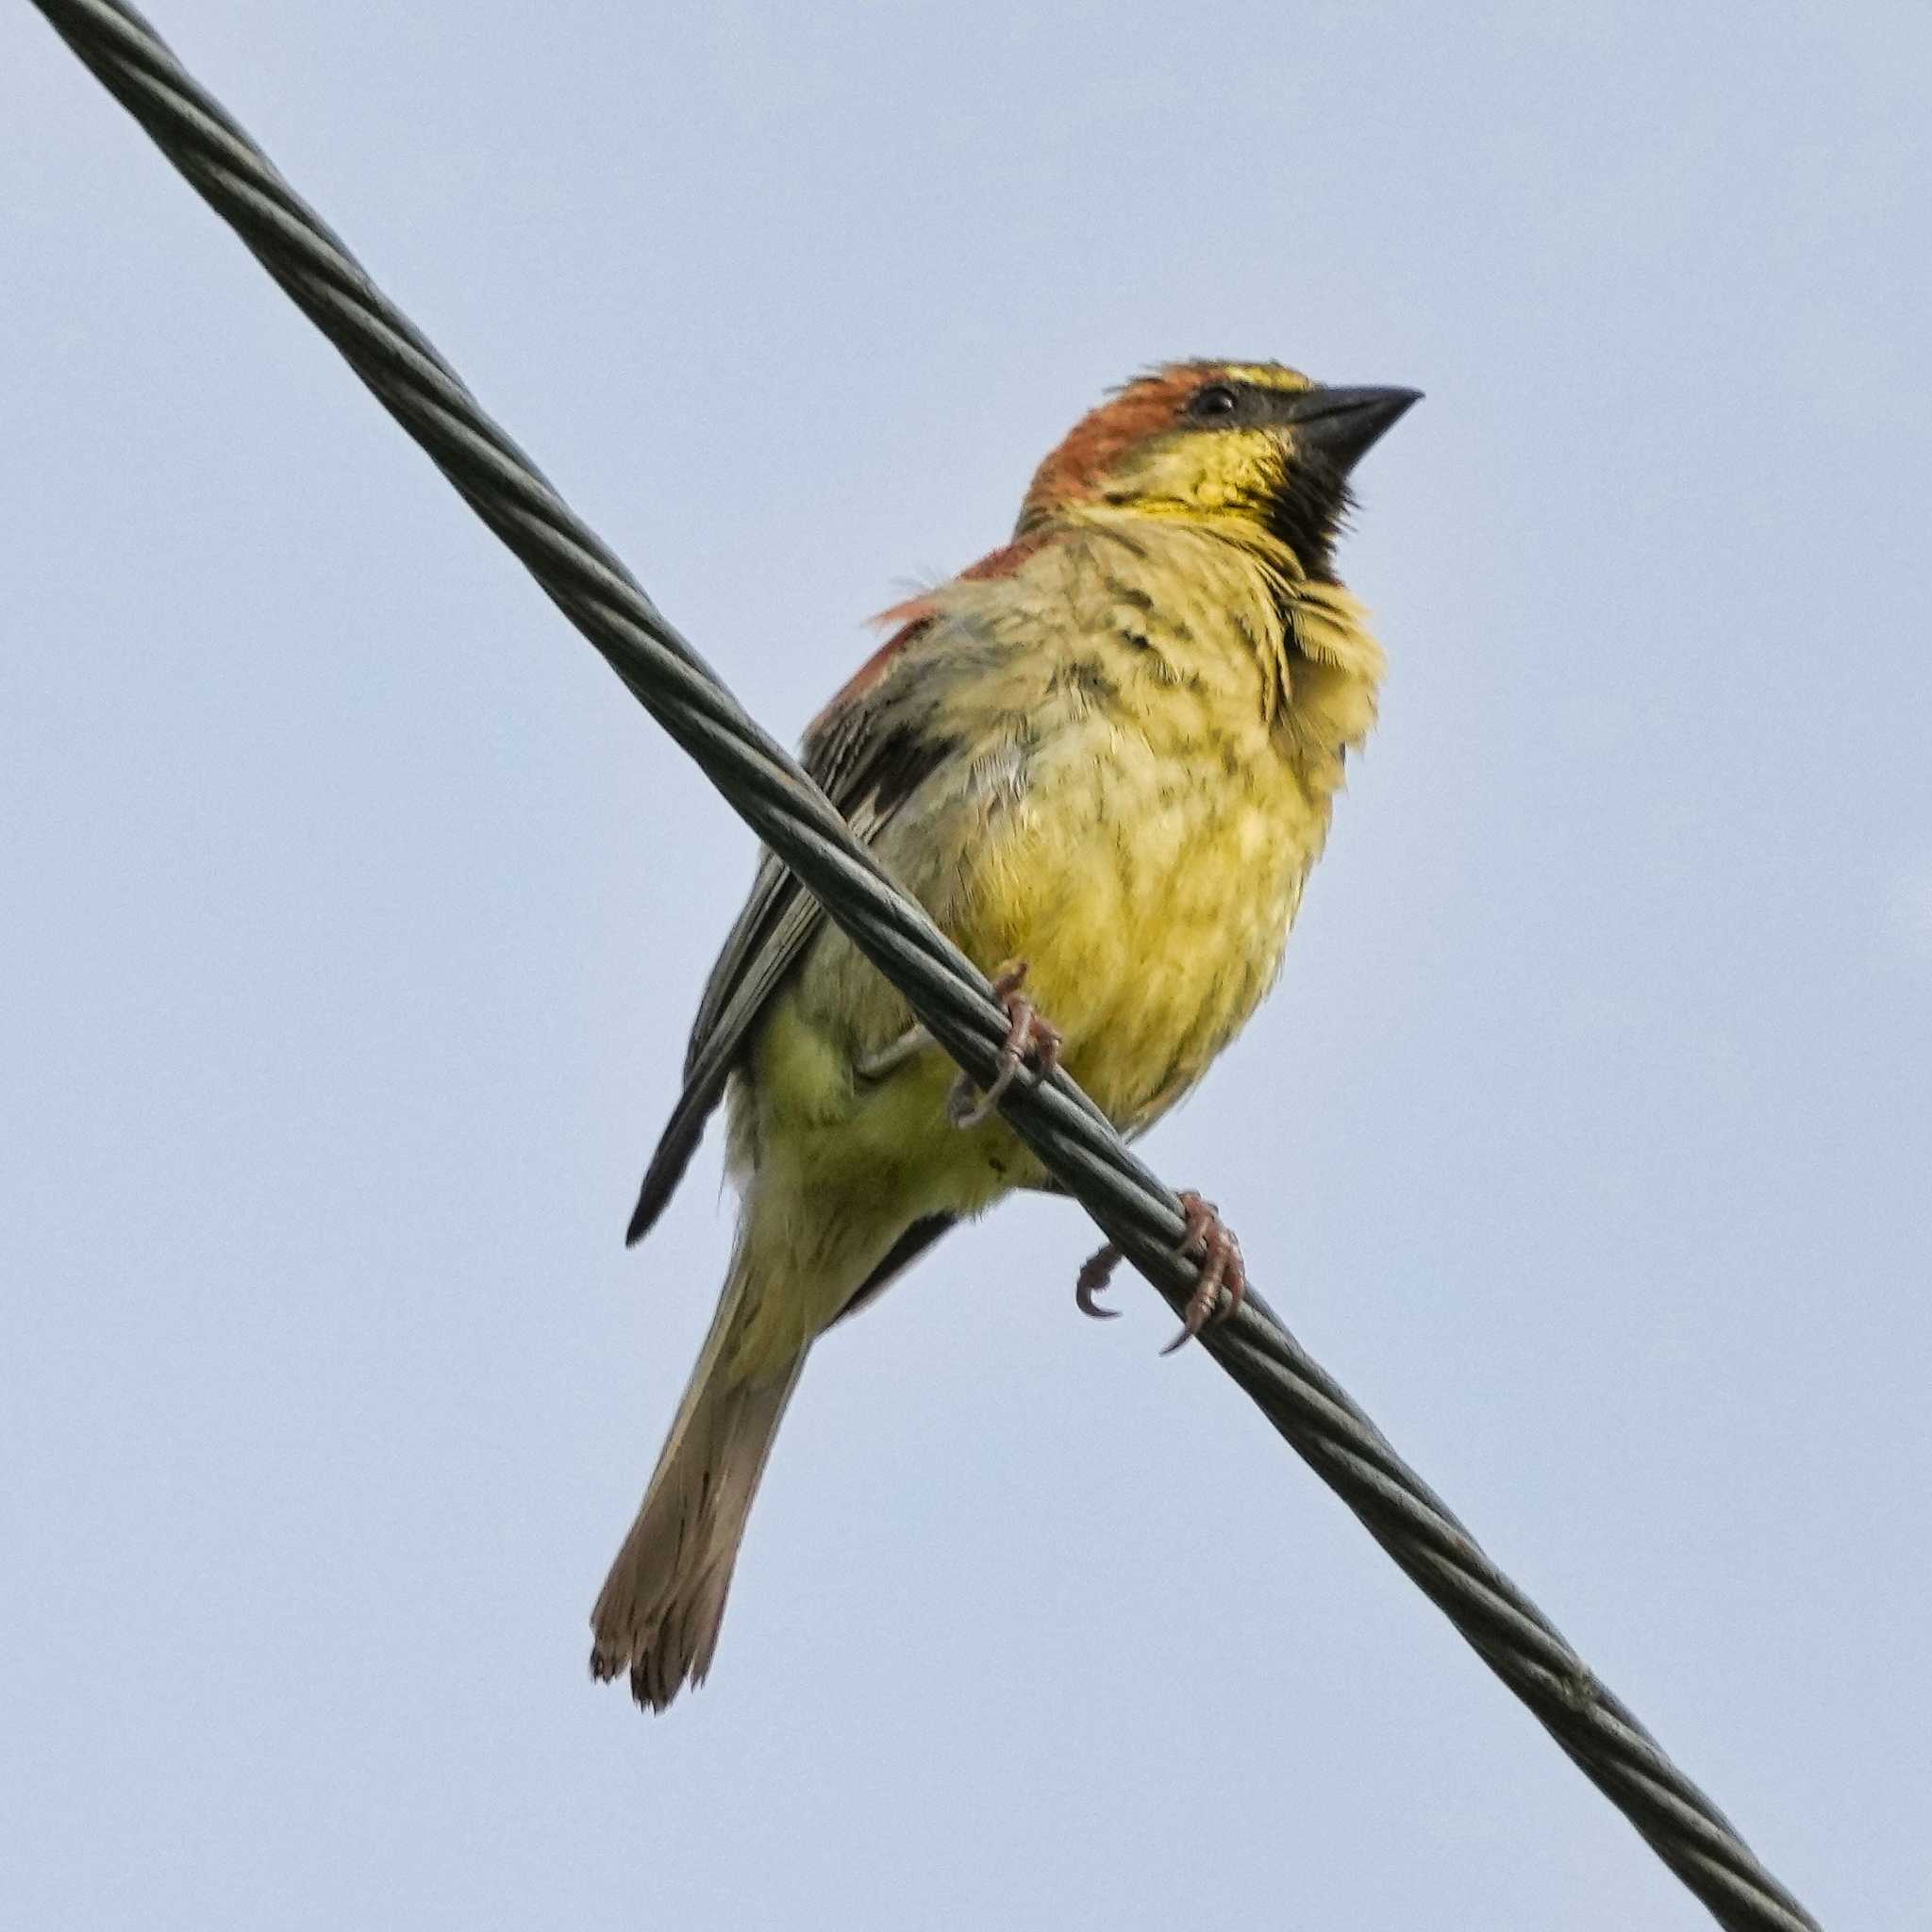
[625,620,945,1244]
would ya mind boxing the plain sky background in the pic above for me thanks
[4,2,1927,1926]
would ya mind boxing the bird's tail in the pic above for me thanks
[590,1256,806,1711]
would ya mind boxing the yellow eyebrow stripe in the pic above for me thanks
[1215,362,1315,393]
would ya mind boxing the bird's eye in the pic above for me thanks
[1188,383,1241,420]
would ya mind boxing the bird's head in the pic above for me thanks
[1018,360,1418,577]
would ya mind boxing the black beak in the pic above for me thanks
[1285,385,1421,475]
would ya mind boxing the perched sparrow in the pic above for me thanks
[592,360,1416,1708]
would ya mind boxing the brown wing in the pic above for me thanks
[625,619,954,1245]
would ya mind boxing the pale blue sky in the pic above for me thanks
[4,3,1928,1927]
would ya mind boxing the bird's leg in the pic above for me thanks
[855,1025,931,1083]
[947,960,1064,1129]
[1073,1190,1248,1353]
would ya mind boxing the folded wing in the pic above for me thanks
[625,616,953,1244]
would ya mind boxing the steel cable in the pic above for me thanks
[25,4,1822,1926]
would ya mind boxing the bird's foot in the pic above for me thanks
[1074,1240,1123,1321]
[1074,1190,1248,1354]
[1161,1192,1247,1354]
[947,960,1063,1128]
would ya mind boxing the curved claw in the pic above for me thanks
[949,960,1064,1130]
[1158,1191,1248,1356]
[1069,1193,1246,1346]
[1074,1241,1124,1320]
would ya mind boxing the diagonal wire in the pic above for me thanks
[24,4,1821,1927]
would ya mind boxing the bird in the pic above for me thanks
[591,359,1417,1709]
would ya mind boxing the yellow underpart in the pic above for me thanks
[719,507,1384,1380]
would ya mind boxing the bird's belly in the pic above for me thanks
[948,730,1319,1131]
[740,714,1325,1297]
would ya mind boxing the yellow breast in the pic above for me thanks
[739,515,1382,1305]
[953,707,1311,1132]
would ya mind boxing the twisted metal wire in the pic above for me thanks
[26,4,1822,1925]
